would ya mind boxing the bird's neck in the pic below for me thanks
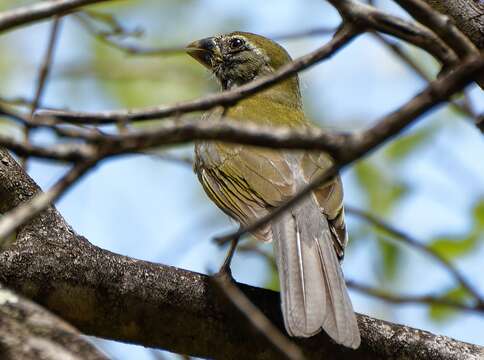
[222,75,302,109]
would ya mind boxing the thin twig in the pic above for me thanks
[347,280,483,313]
[30,18,62,118]
[0,96,38,107]
[0,104,31,124]
[0,157,100,242]
[21,17,62,169]
[214,274,306,360]
[371,33,477,119]
[0,133,95,161]
[74,12,184,56]
[346,206,484,305]
[75,9,336,56]
[0,0,115,34]
[35,24,360,125]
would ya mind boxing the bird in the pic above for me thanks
[186,31,360,349]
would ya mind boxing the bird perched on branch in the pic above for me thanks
[186,32,360,349]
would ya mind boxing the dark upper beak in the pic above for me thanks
[186,37,219,69]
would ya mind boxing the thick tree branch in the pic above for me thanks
[421,0,484,49]
[0,147,483,359]
[214,274,306,360]
[0,284,108,360]
[0,0,116,34]
[392,0,478,58]
[391,0,483,88]
[327,0,458,67]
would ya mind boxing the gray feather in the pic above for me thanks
[272,196,360,349]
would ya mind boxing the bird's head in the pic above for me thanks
[186,32,294,90]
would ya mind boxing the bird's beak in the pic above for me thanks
[186,37,220,69]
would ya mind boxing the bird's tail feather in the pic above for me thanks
[272,197,360,349]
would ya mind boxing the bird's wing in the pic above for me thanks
[196,141,296,241]
[301,151,348,259]
[195,101,304,241]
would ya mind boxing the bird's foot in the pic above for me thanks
[215,236,239,280]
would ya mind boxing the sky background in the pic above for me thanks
[0,0,483,359]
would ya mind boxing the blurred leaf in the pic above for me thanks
[384,126,434,160]
[354,160,408,215]
[473,198,484,231]
[428,286,470,322]
[429,233,479,261]
[90,38,208,109]
[428,198,484,261]
[378,237,400,280]
[354,160,409,283]
[265,266,280,292]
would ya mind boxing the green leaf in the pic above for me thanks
[265,262,280,292]
[378,237,400,280]
[473,198,484,231]
[385,127,434,160]
[429,234,479,261]
[354,161,408,215]
[428,286,470,322]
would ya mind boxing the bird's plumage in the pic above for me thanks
[188,31,360,348]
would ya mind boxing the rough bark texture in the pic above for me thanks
[0,284,108,360]
[423,0,484,49]
[0,148,483,359]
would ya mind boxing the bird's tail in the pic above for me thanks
[271,196,360,349]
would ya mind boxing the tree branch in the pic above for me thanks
[0,156,99,242]
[421,0,484,49]
[0,146,483,360]
[35,24,360,125]
[346,206,484,304]
[0,52,480,242]
[22,17,62,169]
[214,274,306,360]
[371,32,477,119]
[0,0,117,34]
[346,280,483,313]
[392,0,478,58]
[101,52,484,161]
[0,284,108,360]
[327,0,458,67]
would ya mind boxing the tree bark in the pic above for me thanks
[0,148,483,359]
[423,0,484,49]
[0,283,108,360]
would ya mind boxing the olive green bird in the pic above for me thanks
[186,32,360,349]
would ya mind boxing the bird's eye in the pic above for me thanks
[229,38,244,49]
